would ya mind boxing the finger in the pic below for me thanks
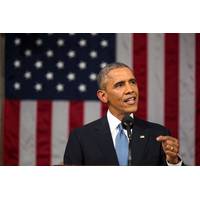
[156,135,170,142]
[156,135,177,143]
[163,139,179,148]
[163,144,178,153]
[156,135,166,141]
[164,140,174,146]
[164,140,179,147]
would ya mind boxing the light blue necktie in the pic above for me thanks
[115,123,128,166]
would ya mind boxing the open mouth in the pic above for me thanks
[124,96,137,104]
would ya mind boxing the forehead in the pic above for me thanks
[106,67,135,80]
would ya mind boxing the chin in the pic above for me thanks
[124,106,138,114]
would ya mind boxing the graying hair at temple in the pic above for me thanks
[97,62,131,89]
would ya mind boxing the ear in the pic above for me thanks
[97,90,108,103]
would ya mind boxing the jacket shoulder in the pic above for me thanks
[70,116,107,135]
[134,116,170,135]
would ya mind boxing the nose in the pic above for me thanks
[124,83,134,94]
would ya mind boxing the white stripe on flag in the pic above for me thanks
[52,101,69,165]
[19,101,36,165]
[116,33,132,66]
[147,33,165,125]
[179,33,195,165]
[84,101,101,124]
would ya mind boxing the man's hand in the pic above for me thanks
[156,135,180,164]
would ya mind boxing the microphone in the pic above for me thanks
[121,114,134,166]
[122,114,134,140]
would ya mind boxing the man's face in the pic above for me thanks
[98,67,139,120]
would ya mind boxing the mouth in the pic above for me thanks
[124,96,137,105]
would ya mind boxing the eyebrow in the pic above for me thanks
[113,78,136,87]
[130,78,137,83]
[113,80,125,87]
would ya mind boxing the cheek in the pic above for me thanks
[135,85,139,94]
[108,92,123,104]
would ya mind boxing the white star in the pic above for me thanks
[56,61,64,69]
[57,39,65,47]
[35,61,43,69]
[34,83,42,91]
[67,50,76,58]
[14,38,21,45]
[91,33,98,36]
[67,72,75,81]
[78,61,87,70]
[89,73,97,81]
[13,60,21,68]
[78,84,87,92]
[46,72,54,80]
[24,71,32,79]
[100,40,108,47]
[56,83,64,92]
[46,50,54,57]
[24,49,32,57]
[90,50,97,58]
[14,82,21,90]
[79,39,87,47]
[35,38,43,46]
[69,33,75,36]
[100,62,107,68]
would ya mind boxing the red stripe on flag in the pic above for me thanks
[164,34,179,138]
[36,100,52,165]
[69,101,84,132]
[3,100,20,165]
[195,34,200,165]
[133,33,148,120]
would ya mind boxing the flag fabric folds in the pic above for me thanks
[2,33,200,165]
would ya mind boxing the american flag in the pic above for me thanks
[3,33,200,165]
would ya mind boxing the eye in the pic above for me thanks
[130,79,137,85]
[114,81,124,88]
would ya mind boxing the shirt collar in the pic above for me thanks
[107,110,134,132]
[107,110,121,133]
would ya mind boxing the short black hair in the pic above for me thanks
[97,62,132,89]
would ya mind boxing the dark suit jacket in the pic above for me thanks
[63,116,170,166]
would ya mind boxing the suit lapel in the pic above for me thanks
[131,117,149,165]
[93,117,119,165]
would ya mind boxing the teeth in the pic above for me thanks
[125,97,136,102]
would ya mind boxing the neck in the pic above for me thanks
[108,110,133,121]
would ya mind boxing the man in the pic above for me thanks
[63,62,182,166]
